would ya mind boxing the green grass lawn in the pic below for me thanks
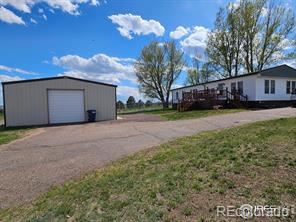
[0,126,31,146]
[146,108,246,121]
[119,107,246,121]
[1,118,295,221]
[0,112,32,145]
[118,105,164,115]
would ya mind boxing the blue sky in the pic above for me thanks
[0,0,295,103]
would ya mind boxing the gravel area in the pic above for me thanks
[0,108,296,208]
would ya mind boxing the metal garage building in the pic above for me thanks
[2,76,117,127]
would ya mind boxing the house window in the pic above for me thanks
[231,82,236,93]
[217,83,224,95]
[287,81,291,94]
[292,81,296,93]
[217,83,224,90]
[176,91,179,100]
[238,81,243,94]
[271,80,275,94]
[264,80,269,94]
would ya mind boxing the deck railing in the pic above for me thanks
[181,88,248,103]
[178,87,248,112]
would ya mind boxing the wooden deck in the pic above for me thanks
[177,88,248,112]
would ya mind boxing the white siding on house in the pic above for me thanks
[172,75,257,103]
[171,65,296,104]
[256,77,296,101]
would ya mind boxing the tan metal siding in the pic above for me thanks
[4,78,116,126]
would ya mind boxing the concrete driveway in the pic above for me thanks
[0,108,296,208]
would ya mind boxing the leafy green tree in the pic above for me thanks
[135,41,185,108]
[126,96,136,109]
[145,100,153,107]
[116,100,125,110]
[137,99,144,108]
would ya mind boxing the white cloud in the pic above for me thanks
[42,14,47,20]
[90,0,100,6]
[281,38,295,50]
[228,0,269,17]
[0,6,25,25]
[0,0,32,13]
[277,59,296,69]
[30,17,37,23]
[261,7,269,17]
[228,1,239,10]
[108,13,165,39]
[117,86,142,101]
[0,75,23,105]
[38,8,44,14]
[180,26,210,58]
[0,74,23,82]
[170,26,190,39]
[172,83,183,89]
[53,53,136,84]
[53,54,142,102]
[0,0,102,25]
[0,65,38,75]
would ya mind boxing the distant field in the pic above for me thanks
[118,105,164,115]
[0,112,3,120]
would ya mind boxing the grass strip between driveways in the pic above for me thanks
[146,108,246,121]
[0,126,31,146]
[118,106,164,115]
[1,118,296,221]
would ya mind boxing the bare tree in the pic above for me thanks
[134,41,185,109]
[206,0,295,76]
[185,57,214,85]
[200,62,215,83]
[207,6,243,78]
[185,56,201,85]
[252,1,295,71]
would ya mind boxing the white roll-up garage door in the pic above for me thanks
[48,90,85,124]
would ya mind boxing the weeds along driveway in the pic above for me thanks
[0,108,296,208]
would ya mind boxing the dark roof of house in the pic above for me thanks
[171,64,296,91]
[1,76,117,88]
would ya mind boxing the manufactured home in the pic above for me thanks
[2,76,117,127]
[171,65,296,110]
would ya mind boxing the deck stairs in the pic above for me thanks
[178,88,248,112]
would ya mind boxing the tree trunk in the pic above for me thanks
[162,100,169,109]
